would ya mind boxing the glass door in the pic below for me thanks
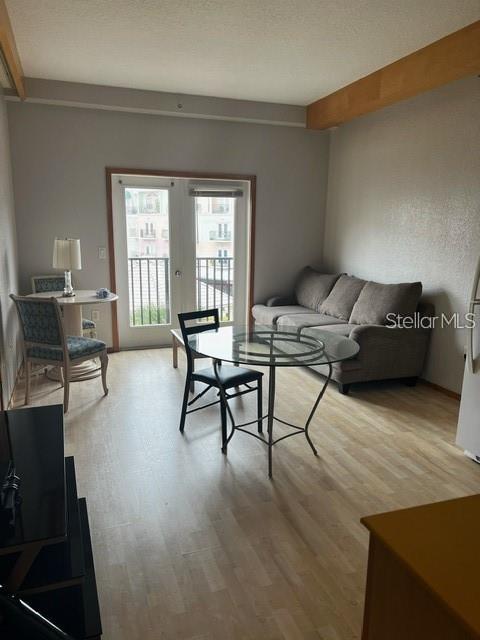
[195,195,235,322]
[191,183,249,326]
[111,174,250,349]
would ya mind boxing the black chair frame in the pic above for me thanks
[178,309,263,449]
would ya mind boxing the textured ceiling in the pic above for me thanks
[6,0,480,105]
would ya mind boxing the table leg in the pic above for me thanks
[63,303,83,335]
[214,359,234,453]
[267,365,276,478]
[172,335,178,368]
[303,361,332,456]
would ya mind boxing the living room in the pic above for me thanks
[0,2,479,639]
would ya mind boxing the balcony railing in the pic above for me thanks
[196,257,233,322]
[128,257,170,326]
[128,257,234,326]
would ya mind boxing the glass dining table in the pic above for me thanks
[187,324,360,477]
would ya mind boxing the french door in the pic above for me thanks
[110,173,251,349]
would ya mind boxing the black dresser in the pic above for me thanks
[0,405,102,639]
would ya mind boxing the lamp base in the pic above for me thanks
[63,270,75,297]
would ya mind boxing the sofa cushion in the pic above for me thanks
[350,281,422,325]
[277,313,345,329]
[317,323,355,337]
[252,304,317,326]
[294,267,340,311]
[319,275,366,321]
[293,322,355,337]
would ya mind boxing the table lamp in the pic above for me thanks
[52,238,82,297]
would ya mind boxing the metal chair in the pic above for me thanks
[10,295,108,413]
[31,275,97,337]
[178,309,263,449]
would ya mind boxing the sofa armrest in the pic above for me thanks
[266,295,296,307]
[348,323,431,378]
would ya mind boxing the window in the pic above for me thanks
[125,191,138,215]
[143,244,156,256]
[212,197,229,214]
[140,222,156,238]
[145,193,156,212]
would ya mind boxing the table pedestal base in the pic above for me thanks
[47,359,101,382]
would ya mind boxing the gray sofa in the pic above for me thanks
[252,267,433,394]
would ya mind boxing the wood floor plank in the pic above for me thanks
[12,349,477,640]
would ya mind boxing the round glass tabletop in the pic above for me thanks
[187,324,359,367]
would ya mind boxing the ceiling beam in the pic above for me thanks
[307,20,480,130]
[0,0,25,99]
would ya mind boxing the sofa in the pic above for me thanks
[252,267,433,394]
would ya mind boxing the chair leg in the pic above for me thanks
[220,396,227,451]
[189,356,197,393]
[257,377,263,433]
[24,360,31,406]
[179,375,191,433]
[58,366,64,387]
[100,352,109,395]
[63,367,70,413]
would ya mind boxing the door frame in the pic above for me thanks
[105,167,257,352]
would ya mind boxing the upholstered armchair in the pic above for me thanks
[10,295,108,412]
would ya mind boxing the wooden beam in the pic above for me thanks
[0,0,25,99]
[307,20,480,130]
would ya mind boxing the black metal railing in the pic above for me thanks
[128,257,233,326]
[196,257,233,322]
[128,257,170,326]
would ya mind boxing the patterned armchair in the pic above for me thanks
[31,275,97,337]
[10,295,109,413]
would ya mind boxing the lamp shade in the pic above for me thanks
[52,238,82,270]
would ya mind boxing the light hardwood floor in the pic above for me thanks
[12,350,478,640]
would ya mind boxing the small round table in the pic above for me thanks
[28,290,118,381]
[188,324,360,477]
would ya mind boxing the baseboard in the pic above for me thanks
[419,378,460,401]
[110,344,170,352]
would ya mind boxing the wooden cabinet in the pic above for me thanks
[362,495,480,640]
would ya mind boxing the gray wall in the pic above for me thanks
[324,77,480,393]
[7,102,329,346]
[0,88,19,407]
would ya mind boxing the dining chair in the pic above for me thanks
[10,295,108,413]
[178,309,263,448]
[31,275,97,337]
